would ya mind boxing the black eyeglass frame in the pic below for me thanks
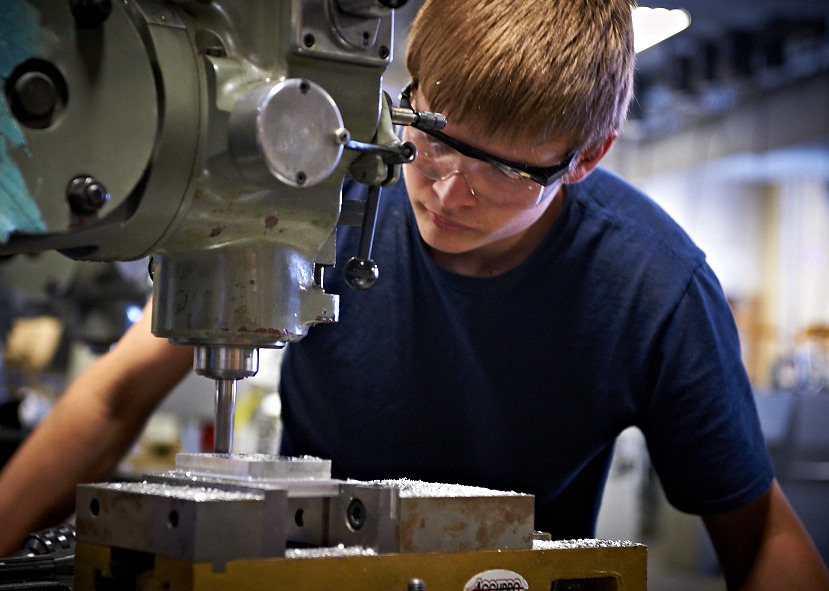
[400,84,575,188]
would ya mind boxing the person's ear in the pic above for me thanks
[562,131,618,184]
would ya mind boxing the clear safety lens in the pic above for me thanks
[405,126,545,208]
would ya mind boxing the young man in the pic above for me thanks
[1,0,827,588]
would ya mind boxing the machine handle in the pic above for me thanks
[344,184,381,290]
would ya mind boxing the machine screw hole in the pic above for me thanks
[89,499,100,516]
[294,509,304,527]
[167,510,179,529]
[347,498,366,531]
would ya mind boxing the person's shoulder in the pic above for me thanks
[569,168,704,266]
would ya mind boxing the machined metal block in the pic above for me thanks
[174,453,332,481]
[380,479,535,553]
[75,482,272,565]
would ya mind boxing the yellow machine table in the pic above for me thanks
[75,540,646,591]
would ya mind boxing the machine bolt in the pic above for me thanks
[408,579,426,591]
[66,175,110,215]
[70,0,113,28]
[10,71,57,121]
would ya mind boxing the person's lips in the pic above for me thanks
[427,209,472,232]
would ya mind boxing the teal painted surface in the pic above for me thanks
[0,0,46,241]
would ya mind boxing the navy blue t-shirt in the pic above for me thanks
[279,168,774,539]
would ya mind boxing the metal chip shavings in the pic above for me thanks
[285,545,378,559]
[534,539,644,550]
[365,478,526,498]
[91,481,262,502]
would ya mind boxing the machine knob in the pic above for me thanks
[337,0,407,17]
[344,185,382,290]
[344,256,379,290]
[66,176,110,215]
[70,0,113,28]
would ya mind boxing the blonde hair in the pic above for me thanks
[405,0,636,151]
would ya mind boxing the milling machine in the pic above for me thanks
[0,1,646,588]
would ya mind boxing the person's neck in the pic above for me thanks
[429,187,567,277]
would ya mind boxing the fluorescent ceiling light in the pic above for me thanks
[633,7,691,53]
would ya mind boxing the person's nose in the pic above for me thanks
[431,170,477,207]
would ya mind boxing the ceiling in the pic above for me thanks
[635,0,829,78]
[626,1,829,182]
[637,0,829,31]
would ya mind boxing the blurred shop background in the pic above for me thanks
[1,1,828,588]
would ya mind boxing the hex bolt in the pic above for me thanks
[70,0,113,28]
[10,72,57,121]
[66,175,110,215]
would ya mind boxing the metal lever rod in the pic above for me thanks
[356,184,381,261]
[344,138,415,165]
[344,184,381,290]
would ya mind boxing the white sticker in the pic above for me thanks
[464,569,529,591]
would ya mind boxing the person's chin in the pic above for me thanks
[419,225,480,257]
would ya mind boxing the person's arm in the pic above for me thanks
[0,300,193,556]
[703,479,829,590]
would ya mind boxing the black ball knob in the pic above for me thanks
[344,257,379,290]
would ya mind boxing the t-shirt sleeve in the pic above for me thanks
[640,262,774,515]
